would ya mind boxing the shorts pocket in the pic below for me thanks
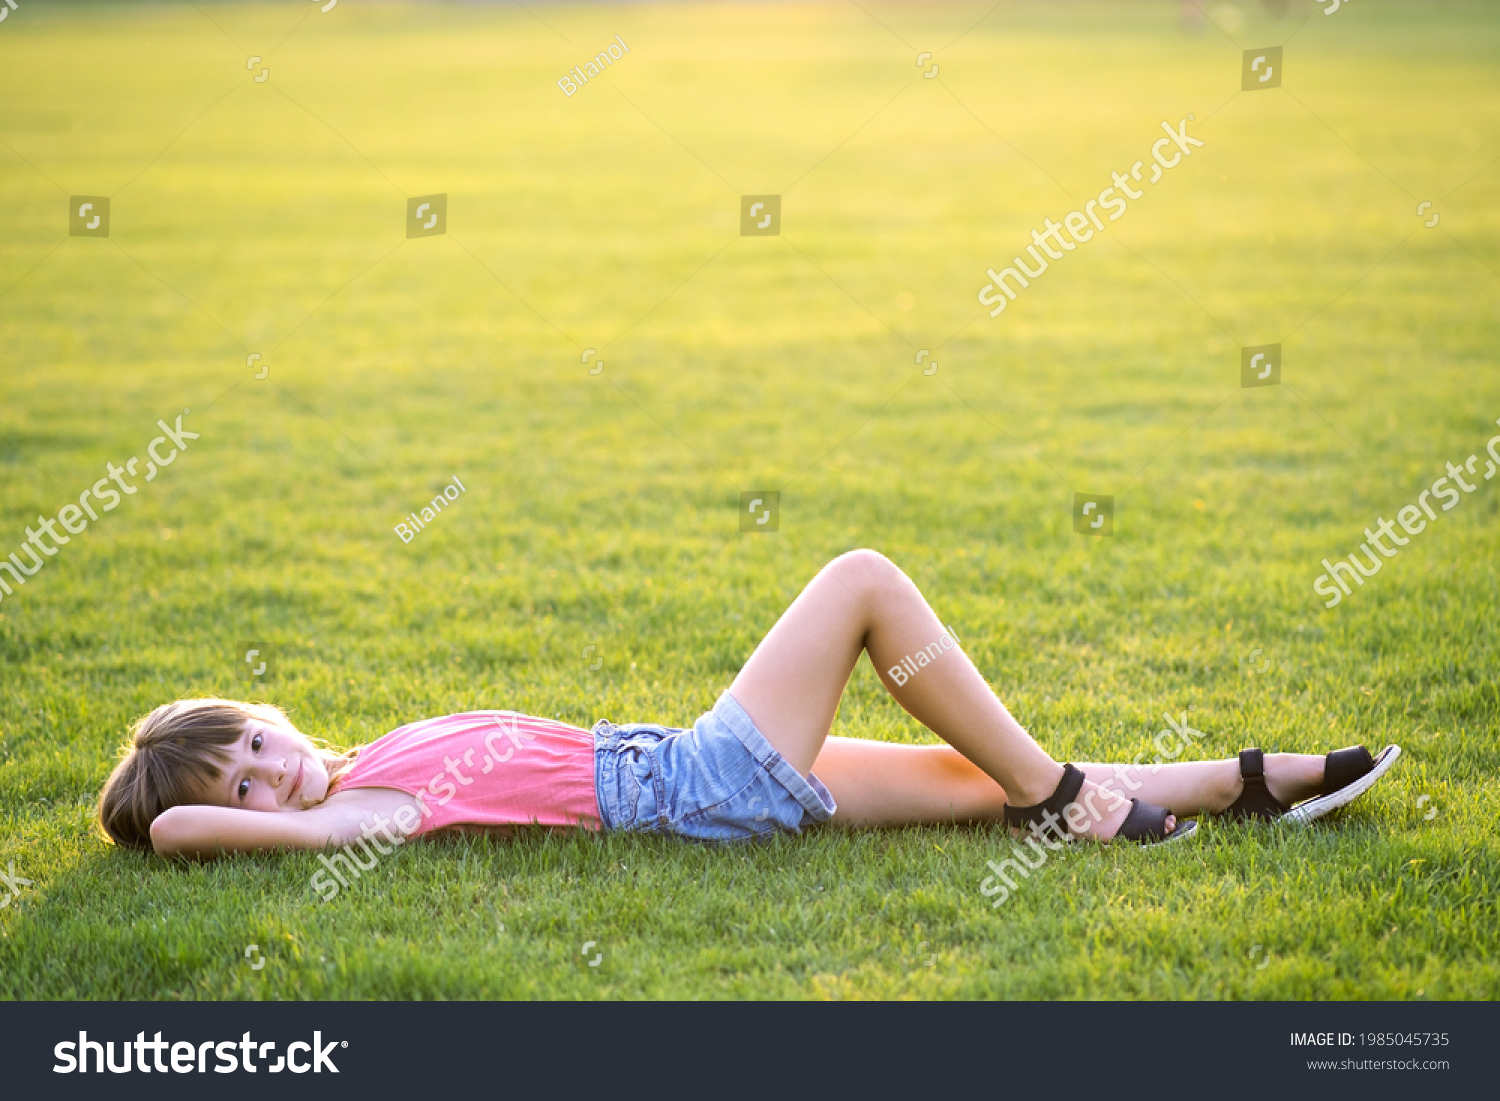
[605,738,669,835]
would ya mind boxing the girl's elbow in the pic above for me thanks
[149,807,202,858]
[149,809,180,856]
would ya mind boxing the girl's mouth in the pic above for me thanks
[291,758,305,801]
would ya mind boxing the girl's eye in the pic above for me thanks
[238,778,250,800]
[251,733,263,752]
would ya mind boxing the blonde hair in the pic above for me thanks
[97,698,357,851]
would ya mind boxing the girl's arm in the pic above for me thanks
[150,799,371,859]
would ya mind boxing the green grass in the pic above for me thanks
[2,0,1498,999]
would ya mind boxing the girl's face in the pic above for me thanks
[194,717,331,811]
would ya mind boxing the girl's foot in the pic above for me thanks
[1221,745,1400,823]
[1071,776,1182,841]
[1007,766,1181,843]
[1215,751,1322,819]
[1258,752,1326,808]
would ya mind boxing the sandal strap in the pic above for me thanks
[1003,763,1085,840]
[1223,747,1288,821]
[1239,748,1265,783]
[1322,745,1375,796]
[1116,798,1174,843]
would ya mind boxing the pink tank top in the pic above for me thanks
[334,711,600,836]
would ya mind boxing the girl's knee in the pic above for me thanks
[827,548,902,594]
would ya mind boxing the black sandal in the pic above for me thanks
[1003,763,1198,847]
[1224,744,1402,824]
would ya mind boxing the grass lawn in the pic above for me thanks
[1,0,1497,999]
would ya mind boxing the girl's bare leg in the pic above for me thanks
[810,740,1327,828]
[730,550,1151,840]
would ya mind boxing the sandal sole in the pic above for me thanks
[1139,818,1199,847]
[1281,744,1401,826]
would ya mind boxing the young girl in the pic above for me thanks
[99,550,1399,858]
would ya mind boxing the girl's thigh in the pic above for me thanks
[728,554,887,775]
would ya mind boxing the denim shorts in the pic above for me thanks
[592,691,837,843]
